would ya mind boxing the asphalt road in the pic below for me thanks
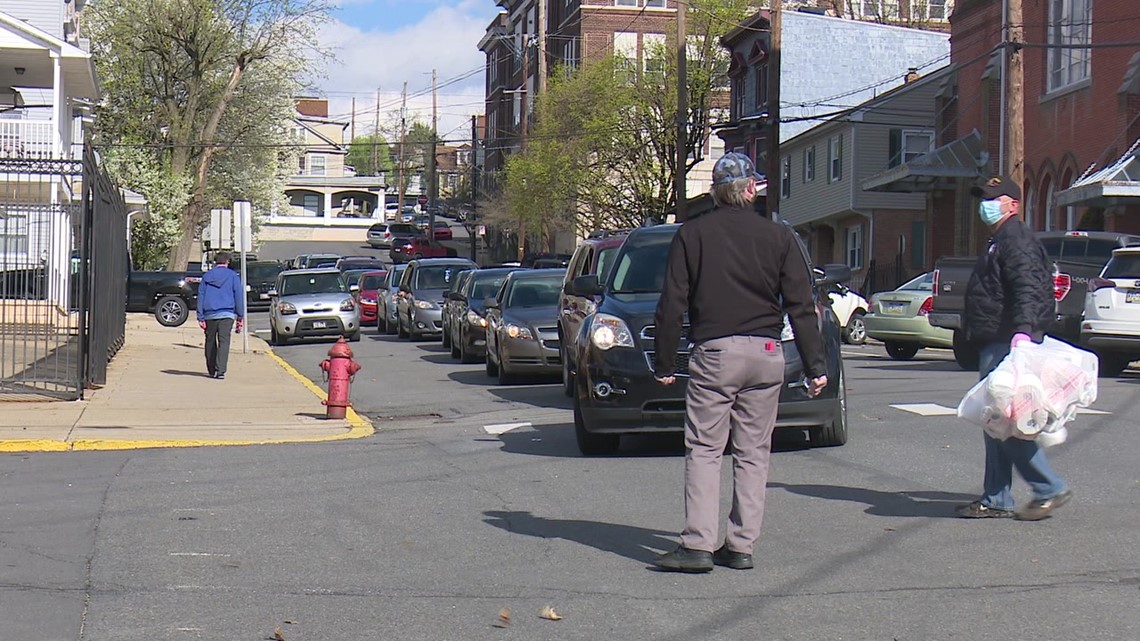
[4,321,1140,640]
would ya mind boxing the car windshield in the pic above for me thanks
[385,266,406,287]
[897,272,934,292]
[246,263,283,281]
[471,275,510,301]
[596,246,620,281]
[280,272,346,295]
[360,274,386,290]
[609,237,672,294]
[414,265,461,290]
[343,270,369,287]
[1103,254,1140,279]
[505,278,562,308]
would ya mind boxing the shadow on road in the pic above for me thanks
[483,510,678,563]
[496,423,814,458]
[767,482,976,518]
[161,369,212,378]
[858,361,967,373]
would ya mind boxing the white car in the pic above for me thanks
[828,282,870,345]
[1080,247,1140,376]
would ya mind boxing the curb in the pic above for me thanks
[262,347,376,440]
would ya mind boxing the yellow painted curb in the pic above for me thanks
[262,347,375,439]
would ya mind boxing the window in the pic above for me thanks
[613,32,638,84]
[488,52,498,86]
[754,63,768,111]
[858,0,900,20]
[297,155,306,174]
[732,75,745,120]
[889,129,934,167]
[643,33,665,84]
[309,154,327,177]
[780,156,791,198]
[845,224,864,270]
[614,0,638,5]
[564,36,580,69]
[643,0,666,7]
[1048,0,1092,92]
[0,213,27,255]
[927,0,949,21]
[803,146,815,183]
[828,135,843,182]
[301,194,320,216]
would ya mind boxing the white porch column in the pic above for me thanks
[323,191,334,225]
[51,52,64,158]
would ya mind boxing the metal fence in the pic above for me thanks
[0,146,126,400]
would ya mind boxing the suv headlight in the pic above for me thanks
[466,309,487,327]
[591,313,635,350]
[340,298,356,311]
[414,299,436,309]
[505,323,533,340]
[278,301,297,315]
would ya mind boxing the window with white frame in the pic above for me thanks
[564,36,580,69]
[297,154,306,174]
[1048,0,1092,92]
[780,156,792,198]
[643,33,665,84]
[828,135,843,182]
[856,0,901,20]
[927,0,950,21]
[845,224,864,270]
[0,213,27,256]
[804,145,815,183]
[890,129,934,166]
[614,0,638,8]
[489,52,498,85]
[309,154,327,177]
[613,32,638,84]
[644,0,666,7]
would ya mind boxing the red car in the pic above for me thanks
[432,221,453,241]
[390,235,458,263]
[356,269,388,326]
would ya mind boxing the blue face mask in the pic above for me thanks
[979,200,1005,226]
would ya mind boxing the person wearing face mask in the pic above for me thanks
[959,176,1071,521]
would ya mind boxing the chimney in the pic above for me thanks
[904,68,920,84]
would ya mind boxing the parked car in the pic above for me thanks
[384,202,400,221]
[390,235,459,263]
[378,264,407,334]
[243,260,287,311]
[401,207,416,223]
[126,268,202,327]
[356,269,388,327]
[863,272,953,360]
[368,222,420,248]
[825,278,870,345]
[566,224,850,455]
[440,269,475,351]
[1080,246,1140,376]
[558,232,628,396]
[267,268,360,345]
[296,253,341,269]
[396,257,477,339]
[484,268,567,384]
[432,220,453,241]
[447,267,523,363]
[341,268,371,292]
[336,256,386,273]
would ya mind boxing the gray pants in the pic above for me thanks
[204,318,235,376]
[680,335,785,553]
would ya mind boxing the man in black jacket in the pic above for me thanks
[651,153,828,573]
[959,176,1071,521]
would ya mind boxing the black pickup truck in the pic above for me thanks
[930,230,1140,369]
[126,264,204,327]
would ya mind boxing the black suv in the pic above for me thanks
[565,224,850,455]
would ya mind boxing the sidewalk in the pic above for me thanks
[0,315,373,452]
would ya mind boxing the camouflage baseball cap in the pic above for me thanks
[712,152,764,186]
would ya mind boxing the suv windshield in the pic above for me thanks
[609,237,672,294]
[1103,254,1140,279]
[471,275,510,301]
[280,272,346,295]
[414,265,462,290]
[246,263,283,281]
[506,278,563,308]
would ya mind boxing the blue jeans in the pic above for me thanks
[976,342,1068,509]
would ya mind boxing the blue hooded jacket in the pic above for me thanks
[196,265,246,321]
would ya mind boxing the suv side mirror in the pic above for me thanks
[569,274,603,297]
[448,291,466,302]
[816,263,853,287]
[483,297,499,310]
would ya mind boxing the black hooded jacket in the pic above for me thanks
[963,217,1054,343]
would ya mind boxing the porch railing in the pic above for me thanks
[0,120,57,160]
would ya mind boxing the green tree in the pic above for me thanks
[85,0,331,270]
[346,133,392,176]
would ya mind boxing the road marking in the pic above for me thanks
[892,403,1110,416]
[169,552,231,557]
[483,422,531,435]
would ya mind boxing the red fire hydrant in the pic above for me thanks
[319,337,362,419]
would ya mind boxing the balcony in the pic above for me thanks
[0,120,57,160]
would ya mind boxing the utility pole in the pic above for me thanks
[372,88,380,175]
[350,96,356,143]
[674,0,687,221]
[398,82,408,215]
[1007,0,1025,191]
[766,0,783,221]
[471,114,479,262]
[428,68,438,233]
[518,42,529,262]
[537,0,547,94]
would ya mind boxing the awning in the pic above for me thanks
[1055,138,1140,207]
[862,129,987,193]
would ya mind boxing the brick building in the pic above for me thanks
[864,0,1140,259]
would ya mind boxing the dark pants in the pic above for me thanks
[204,318,235,376]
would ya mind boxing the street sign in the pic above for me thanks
[417,195,428,206]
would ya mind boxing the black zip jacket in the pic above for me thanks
[963,217,1054,343]
[653,206,825,378]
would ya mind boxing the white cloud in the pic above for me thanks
[314,0,494,144]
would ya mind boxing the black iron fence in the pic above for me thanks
[0,146,126,400]
[853,253,919,297]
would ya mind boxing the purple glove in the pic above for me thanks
[1011,333,1032,348]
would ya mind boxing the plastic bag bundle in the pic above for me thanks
[957,337,1098,445]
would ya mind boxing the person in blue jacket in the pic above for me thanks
[196,251,245,379]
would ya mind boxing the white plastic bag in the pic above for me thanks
[957,337,1098,445]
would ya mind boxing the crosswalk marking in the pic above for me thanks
[892,403,1110,416]
[483,422,531,435]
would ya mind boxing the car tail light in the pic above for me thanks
[931,269,940,297]
[1054,273,1072,301]
[918,296,933,316]
[1088,277,1115,293]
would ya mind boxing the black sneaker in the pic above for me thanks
[713,544,754,570]
[955,500,1014,519]
[215,373,225,380]
[1015,489,1072,521]
[653,546,713,573]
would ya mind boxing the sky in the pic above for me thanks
[317,0,499,145]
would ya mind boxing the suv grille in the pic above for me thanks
[644,351,691,376]
[640,324,692,376]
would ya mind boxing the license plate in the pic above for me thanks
[884,302,907,314]
[312,320,327,329]
[259,293,269,300]
[1127,290,1140,304]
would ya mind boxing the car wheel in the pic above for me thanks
[269,323,283,347]
[442,322,452,348]
[952,331,980,371]
[884,342,919,361]
[1098,354,1130,378]
[561,342,575,398]
[810,368,848,447]
[154,295,189,327]
[574,391,619,456]
[843,311,866,345]
[485,341,499,376]
[398,313,410,339]
[450,332,461,359]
